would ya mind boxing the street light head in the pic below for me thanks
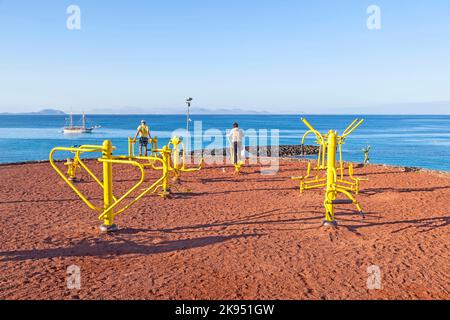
[186,97,193,108]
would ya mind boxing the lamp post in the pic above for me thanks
[185,97,193,146]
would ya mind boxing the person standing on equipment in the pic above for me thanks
[133,120,152,156]
[228,122,245,165]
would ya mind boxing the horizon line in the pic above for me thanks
[2,113,450,116]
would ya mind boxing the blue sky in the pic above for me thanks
[0,0,449,114]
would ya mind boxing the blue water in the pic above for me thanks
[0,114,449,171]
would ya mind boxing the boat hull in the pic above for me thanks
[63,127,94,134]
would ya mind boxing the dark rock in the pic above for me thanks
[403,166,421,173]
[189,145,319,158]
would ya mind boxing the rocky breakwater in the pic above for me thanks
[189,145,319,157]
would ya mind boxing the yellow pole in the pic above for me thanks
[181,143,186,170]
[160,145,171,197]
[321,140,327,169]
[128,137,134,158]
[339,144,344,179]
[153,137,158,150]
[324,131,337,227]
[173,141,179,170]
[316,145,321,170]
[100,140,118,232]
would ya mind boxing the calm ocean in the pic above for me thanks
[0,114,449,171]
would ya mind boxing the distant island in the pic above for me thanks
[0,109,67,115]
[88,106,271,114]
[190,107,270,115]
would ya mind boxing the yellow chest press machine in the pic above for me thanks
[292,118,367,227]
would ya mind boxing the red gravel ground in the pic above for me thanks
[0,159,449,300]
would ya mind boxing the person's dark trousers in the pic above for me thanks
[233,142,238,164]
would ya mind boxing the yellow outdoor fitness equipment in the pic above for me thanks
[127,135,204,196]
[64,157,80,181]
[227,137,244,174]
[166,136,204,182]
[292,118,366,227]
[50,140,171,232]
[128,136,204,182]
[128,136,160,158]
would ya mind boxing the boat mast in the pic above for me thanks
[70,113,73,128]
[82,113,86,128]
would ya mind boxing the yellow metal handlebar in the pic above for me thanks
[342,119,364,139]
[49,146,104,212]
[100,158,167,218]
[301,129,326,146]
[75,149,118,202]
[301,118,324,145]
[343,119,359,135]
[97,159,146,220]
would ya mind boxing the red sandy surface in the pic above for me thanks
[0,159,448,300]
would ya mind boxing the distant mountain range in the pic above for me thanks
[1,101,449,115]
[0,107,270,115]
[0,109,67,115]
[190,107,270,115]
[88,107,271,115]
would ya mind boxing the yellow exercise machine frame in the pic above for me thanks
[292,118,367,227]
[167,136,204,181]
[50,140,171,232]
[127,136,204,183]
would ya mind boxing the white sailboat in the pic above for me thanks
[63,113,100,134]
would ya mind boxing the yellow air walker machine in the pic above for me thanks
[292,118,367,227]
[51,135,205,233]
[50,140,172,232]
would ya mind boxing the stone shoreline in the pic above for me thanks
[0,145,319,167]
[190,145,320,157]
[2,146,448,176]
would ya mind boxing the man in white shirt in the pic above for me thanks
[228,122,245,165]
